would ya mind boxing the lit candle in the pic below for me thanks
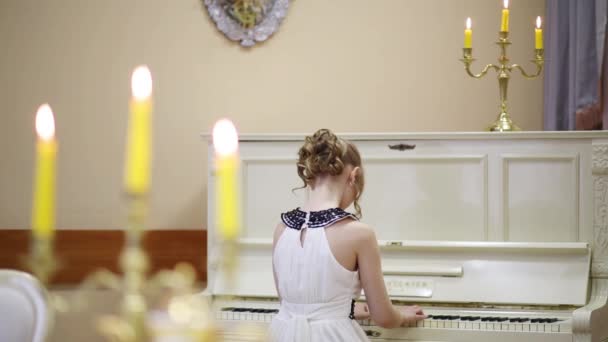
[501,0,509,32]
[32,104,57,239]
[213,119,240,241]
[535,16,543,49]
[464,17,472,48]
[124,65,153,195]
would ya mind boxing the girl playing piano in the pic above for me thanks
[269,129,426,341]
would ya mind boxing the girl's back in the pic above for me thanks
[269,208,369,341]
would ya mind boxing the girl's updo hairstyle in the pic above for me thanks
[296,129,364,217]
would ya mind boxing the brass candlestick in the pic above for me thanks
[461,31,544,131]
[25,235,59,287]
[74,193,216,342]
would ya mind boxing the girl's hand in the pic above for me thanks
[354,302,370,320]
[399,305,427,326]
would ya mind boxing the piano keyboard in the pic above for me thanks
[215,304,574,341]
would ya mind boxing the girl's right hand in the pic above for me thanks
[399,305,427,326]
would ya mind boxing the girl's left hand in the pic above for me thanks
[354,302,370,319]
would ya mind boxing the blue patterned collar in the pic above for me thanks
[281,207,358,230]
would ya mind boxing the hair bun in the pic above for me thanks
[297,129,345,183]
[310,129,344,175]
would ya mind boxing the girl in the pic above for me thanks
[269,129,426,341]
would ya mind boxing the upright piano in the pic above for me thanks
[203,132,608,341]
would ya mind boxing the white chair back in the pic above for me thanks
[0,270,51,342]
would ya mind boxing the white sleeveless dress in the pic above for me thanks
[269,209,369,342]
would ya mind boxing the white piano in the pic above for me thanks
[203,132,608,341]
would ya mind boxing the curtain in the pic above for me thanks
[544,0,608,130]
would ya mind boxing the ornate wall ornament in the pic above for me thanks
[204,0,290,47]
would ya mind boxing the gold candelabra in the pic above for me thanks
[461,31,544,131]
[73,194,217,342]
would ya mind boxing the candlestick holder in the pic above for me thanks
[460,31,544,131]
[74,194,217,342]
[24,234,59,287]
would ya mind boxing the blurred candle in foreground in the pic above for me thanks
[213,119,240,240]
[32,104,57,239]
[535,16,543,49]
[124,65,153,195]
[501,0,509,32]
[464,17,473,48]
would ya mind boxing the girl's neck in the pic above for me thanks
[302,176,345,212]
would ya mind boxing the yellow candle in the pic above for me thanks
[501,0,509,32]
[464,17,472,48]
[213,119,240,241]
[124,66,153,195]
[32,104,57,239]
[535,16,543,49]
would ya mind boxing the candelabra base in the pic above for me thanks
[488,112,521,132]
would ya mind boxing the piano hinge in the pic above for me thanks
[387,241,403,247]
[388,143,416,151]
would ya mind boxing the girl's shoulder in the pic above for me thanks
[330,219,378,246]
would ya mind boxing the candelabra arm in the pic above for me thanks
[509,49,544,79]
[73,269,122,311]
[510,63,544,79]
[464,63,500,79]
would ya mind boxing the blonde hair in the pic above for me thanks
[296,129,365,217]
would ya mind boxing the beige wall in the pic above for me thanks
[0,0,545,230]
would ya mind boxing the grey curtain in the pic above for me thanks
[544,0,608,130]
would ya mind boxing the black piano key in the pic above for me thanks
[547,318,559,323]
[470,316,481,321]
[530,318,540,323]
[449,316,460,320]
[481,317,490,322]
[517,318,530,323]
[461,316,471,321]
[509,317,521,322]
[497,317,508,322]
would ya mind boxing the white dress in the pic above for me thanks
[269,209,369,342]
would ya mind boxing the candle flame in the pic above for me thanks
[503,0,509,9]
[536,16,542,29]
[213,119,239,156]
[35,104,55,141]
[131,65,152,100]
[466,17,472,29]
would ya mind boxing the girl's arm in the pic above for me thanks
[355,224,426,328]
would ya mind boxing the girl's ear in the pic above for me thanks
[349,166,360,185]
